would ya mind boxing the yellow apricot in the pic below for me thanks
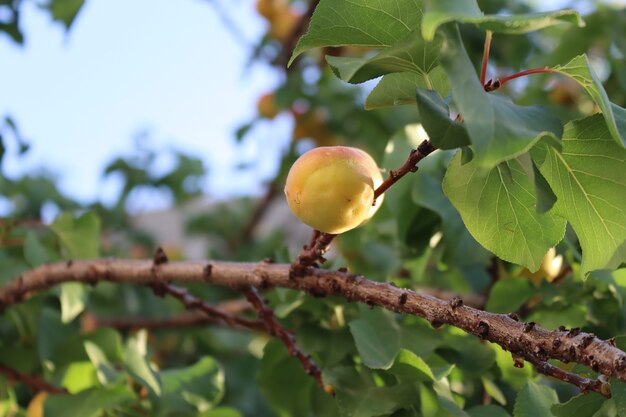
[257,93,279,119]
[26,391,48,417]
[521,248,563,286]
[284,146,384,234]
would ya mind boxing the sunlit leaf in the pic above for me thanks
[552,55,626,148]
[422,0,583,41]
[532,115,626,274]
[443,152,567,271]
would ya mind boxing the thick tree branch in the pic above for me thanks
[1,259,625,397]
[0,363,67,395]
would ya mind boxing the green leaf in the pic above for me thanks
[551,392,605,417]
[422,0,583,41]
[531,115,626,274]
[443,152,567,271]
[258,340,314,417]
[365,67,450,110]
[612,379,626,417]
[24,232,53,267]
[410,149,490,265]
[44,385,136,417]
[552,55,626,148]
[42,0,85,30]
[389,349,435,382]
[467,405,512,417]
[59,282,87,323]
[61,362,99,393]
[482,378,507,405]
[439,25,562,167]
[124,330,161,396]
[51,212,100,259]
[326,28,440,84]
[486,278,535,313]
[415,88,470,150]
[349,309,401,369]
[513,381,558,417]
[84,341,123,386]
[200,407,243,417]
[325,366,415,417]
[156,357,224,415]
[290,0,424,66]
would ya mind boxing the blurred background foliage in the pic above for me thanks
[1,0,626,416]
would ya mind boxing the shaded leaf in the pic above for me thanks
[551,392,605,417]
[325,366,415,417]
[258,340,314,417]
[513,381,558,417]
[156,357,224,415]
[468,405,511,417]
[531,115,626,274]
[44,385,135,417]
[349,309,401,370]
[486,278,535,313]
[415,88,470,150]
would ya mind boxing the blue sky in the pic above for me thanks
[0,0,289,212]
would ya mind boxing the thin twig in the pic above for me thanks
[0,363,68,395]
[524,354,609,397]
[148,283,267,333]
[243,285,327,391]
[480,31,492,86]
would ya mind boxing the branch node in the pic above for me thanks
[581,334,595,349]
[66,260,73,268]
[522,322,535,333]
[399,292,408,306]
[567,327,581,338]
[203,263,213,279]
[507,312,520,321]
[449,297,463,310]
[153,247,169,266]
[477,321,489,339]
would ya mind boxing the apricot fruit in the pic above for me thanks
[521,247,563,285]
[257,93,279,119]
[284,146,384,234]
[26,391,48,417]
